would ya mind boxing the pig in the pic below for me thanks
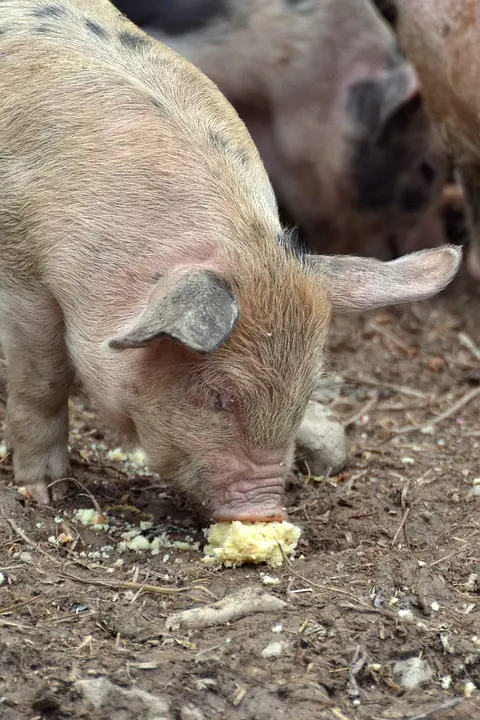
[112,0,449,261]
[397,1,480,281]
[0,0,461,523]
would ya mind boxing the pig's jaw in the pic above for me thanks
[207,475,287,523]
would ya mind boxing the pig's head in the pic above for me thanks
[340,55,449,259]
[108,244,461,523]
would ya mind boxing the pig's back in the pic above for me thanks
[398,0,480,162]
[0,0,279,298]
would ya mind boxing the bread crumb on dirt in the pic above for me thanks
[117,528,200,556]
[106,447,147,469]
[74,508,109,529]
[202,520,301,568]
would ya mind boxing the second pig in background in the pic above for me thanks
[112,0,450,260]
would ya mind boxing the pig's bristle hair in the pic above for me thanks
[204,238,331,448]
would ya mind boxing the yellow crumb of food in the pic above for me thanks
[202,520,301,568]
[106,447,147,468]
[106,447,128,463]
[74,508,108,528]
[58,532,73,545]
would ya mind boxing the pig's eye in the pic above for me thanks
[210,389,235,413]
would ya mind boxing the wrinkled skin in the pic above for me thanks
[0,0,462,523]
[113,0,449,260]
[397,1,480,280]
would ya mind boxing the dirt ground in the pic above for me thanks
[1,256,480,719]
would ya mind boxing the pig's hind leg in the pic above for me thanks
[0,287,73,504]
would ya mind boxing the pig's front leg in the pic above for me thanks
[457,163,480,281]
[295,400,347,477]
[0,290,73,504]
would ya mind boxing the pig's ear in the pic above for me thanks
[108,269,239,353]
[304,245,462,315]
[347,63,420,142]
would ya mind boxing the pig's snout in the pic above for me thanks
[207,460,288,523]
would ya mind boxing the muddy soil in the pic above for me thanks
[0,269,479,720]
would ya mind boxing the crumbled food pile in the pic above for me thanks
[203,520,301,568]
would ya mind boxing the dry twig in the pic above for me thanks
[392,479,411,548]
[58,570,214,599]
[1,512,61,566]
[395,385,480,435]
[165,586,287,630]
[355,377,428,399]
[48,476,102,513]
[368,322,412,356]
[281,549,397,621]
[403,697,463,720]
[459,332,480,363]
[343,393,378,428]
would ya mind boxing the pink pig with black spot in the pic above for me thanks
[113,0,450,260]
[0,0,461,522]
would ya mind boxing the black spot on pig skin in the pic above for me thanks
[85,19,107,38]
[111,0,229,37]
[33,25,53,34]
[399,187,428,214]
[32,5,66,18]
[209,130,230,152]
[351,141,405,210]
[209,130,250,167]
[419,161,436,185]
[284,0,316,11]
[347,79,385,138]
[118,30,148,50]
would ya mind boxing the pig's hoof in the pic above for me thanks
[295,401,347,476]
[23,478,70,504]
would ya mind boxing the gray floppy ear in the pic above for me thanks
[347,63,420,142]
[304,245,462,315]
[109,268,239,353]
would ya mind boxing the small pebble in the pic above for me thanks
[393,657,433,690]
[261,641,288,659]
